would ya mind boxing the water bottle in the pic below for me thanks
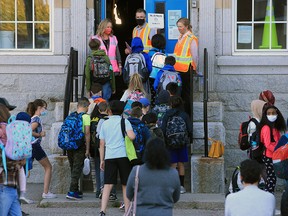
[251,141,257,149]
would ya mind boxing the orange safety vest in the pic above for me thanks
[132,23,152,53]
[174,33,198,72]
[93,35,120,73]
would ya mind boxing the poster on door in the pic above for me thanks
[148,13,164,29]
[168,10,181,40]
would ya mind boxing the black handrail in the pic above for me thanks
[203,48,209,157]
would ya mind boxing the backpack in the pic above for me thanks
[149,126,164,140]
[5,115,32,160]
[152,104,170,127]
[228,166,243,195]
[129,121,146,162]
[238,118,258,151]
[157,70,181,94]
[123,53,149,84]
[273,134,288,179]
[150,52,166,79]
[58,112,85,150]
[165,114,189,149]
[123,90,145,118]
[90,55,111,84]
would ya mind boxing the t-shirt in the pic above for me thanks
[82,114,91,132]
[99,115,132,159]
[31,115,43,145]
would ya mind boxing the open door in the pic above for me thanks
[145,0,189,53]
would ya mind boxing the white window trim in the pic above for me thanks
[0,0,54,54]
[232,0,288,55]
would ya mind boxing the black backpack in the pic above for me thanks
[238,118,258,150]
[90,55,111,84]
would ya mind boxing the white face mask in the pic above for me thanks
[267,115,277,122]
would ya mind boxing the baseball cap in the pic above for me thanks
[0,98,16,110]
[139,98,150,107]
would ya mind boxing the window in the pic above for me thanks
[0,0,51,50]
[234,0,287,52]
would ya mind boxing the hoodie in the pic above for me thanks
[131,37,152,72]
[85,49,115,92]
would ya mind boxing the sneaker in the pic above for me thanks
[109,193,118,201]
[66,191,82,200]
[96,190,101,198]
[119,202,125,211]
[99,211,106,216]
[180,186,186,194]
[42,192,57,199]
[22,211,30,216]
[20,196,34,204]
[76,191,83,198]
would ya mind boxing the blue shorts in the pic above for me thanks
[169,146,188,163]
[32,143,47,161]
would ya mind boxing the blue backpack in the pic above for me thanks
[58,112,85,150]
[129,121,146,161]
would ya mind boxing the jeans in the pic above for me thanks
[94,155,104,192]
[0,185,22,216]
[102,82,112,101]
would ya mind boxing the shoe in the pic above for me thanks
[180,186,186,194]
[109,193,118,201]
[96,190,101,198]
[76,191,83,198]
[66,191,82,200]
[119,202,125,211]
[42,192,57,199]
[20,196,34,204]
[99,211,106,216]
[275,209,281,215]
[22,211,30,216]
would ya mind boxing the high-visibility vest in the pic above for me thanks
[93,35,120,73]
[174,33,198,72]
[132,23,152,53]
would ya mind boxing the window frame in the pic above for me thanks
[232,0,288,55]
[0,0,53,53]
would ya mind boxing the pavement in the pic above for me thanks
[21,183,282,216]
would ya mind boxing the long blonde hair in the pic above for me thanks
[128,73,146,95]
[96,19,114,37]
[177,17,192,32]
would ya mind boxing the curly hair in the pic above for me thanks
[144,137,170,170]
[96,18,113,37]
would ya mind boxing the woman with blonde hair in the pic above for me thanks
[91,18,122,99]
[120,73,147,102]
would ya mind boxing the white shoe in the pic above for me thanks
[180,186,186,194]
[275,209,281,215]
[42,192,57,199]
[20,196,34,204]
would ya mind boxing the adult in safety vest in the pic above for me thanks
[125,8,157,54]
[173,17,198,117]
[91,19,122,99]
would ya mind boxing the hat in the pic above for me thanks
[139,98,150,107]
[0,98,16,110]
[16,112,31,123]
[259,90,275,105]
[158,90,170,104]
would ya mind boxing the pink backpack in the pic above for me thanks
[5,115,32,160]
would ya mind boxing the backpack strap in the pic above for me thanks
[120,118,126,138]
[7,115,16,124]
[0,142,8,182]
[231,166,240,192]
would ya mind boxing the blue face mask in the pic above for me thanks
[41,110,48,116]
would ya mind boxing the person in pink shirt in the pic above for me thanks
[260,105,286,193]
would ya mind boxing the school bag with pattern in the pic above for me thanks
[165,113,189,149]
[130,122,146,163]
[58,112,85,150]
[150,52,166,79]
[123,90,145,118]
[157,70,181,93]
[238,118,258,151]
[273,134,288,179]
[123,53,149,84]
[90,55,111,84]
[152,104,170,127]
[5,115,32,160]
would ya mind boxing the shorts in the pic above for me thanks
[169,146,188,163]
[104,157,132,185]
[32,143,47,161]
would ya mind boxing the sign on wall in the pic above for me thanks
[148,13,164,29]
[168,10,181,40]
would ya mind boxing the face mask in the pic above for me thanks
[41,110,48,116]
[104,29,112,35]
[136,19,145,26]
[267,115,277,122]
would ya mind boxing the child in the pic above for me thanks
[153,56,182,95]
[259,105,286,194]
[85,38,115,101]
[65,97,91,200]
[26,99,57,199]
[142,112,164,140]
[161,96,192,194]
[152,90,171,127]
[139,97,150,115]
[88,83,106,115]
[128,107,151,165]
[166,82,180,97]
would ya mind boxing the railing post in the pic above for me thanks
[203,48,209,157]
[73,49,78,102]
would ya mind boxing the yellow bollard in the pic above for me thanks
[259,0,282,49]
